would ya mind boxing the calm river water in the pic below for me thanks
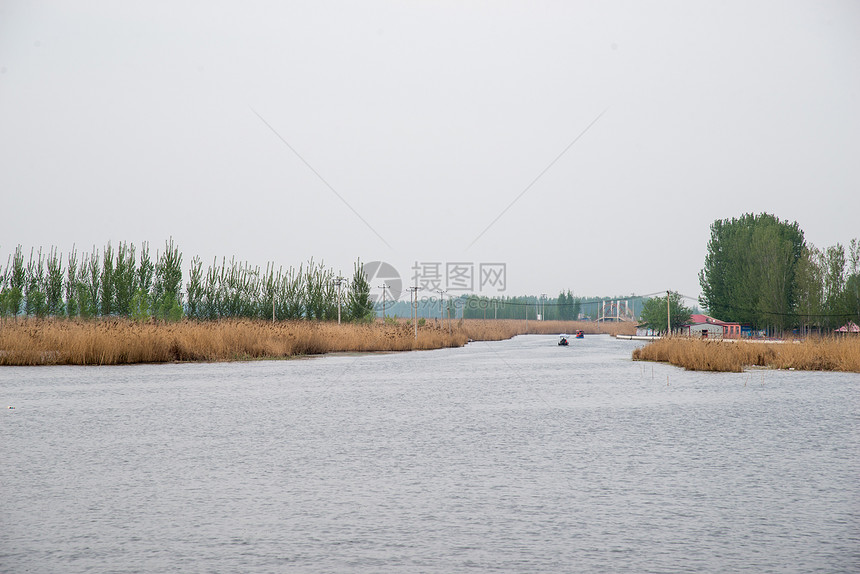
[1,335,858,573]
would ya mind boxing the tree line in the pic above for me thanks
[0,240,375,322]
[698,213,859,332]
[460,292,583,320]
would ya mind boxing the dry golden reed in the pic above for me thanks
[0,318,634,366]
[0,318,467,366]
[632,337,860,373]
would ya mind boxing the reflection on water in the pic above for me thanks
[2,335,858,573]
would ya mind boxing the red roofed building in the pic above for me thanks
[835,321,859,334]
[683,314,742,339]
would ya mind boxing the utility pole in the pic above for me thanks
[447,295,452,336]
[408,286,418,340]
[597,300,602,333]
[436,289,446,322]
[379,283,387,322]
[541,293,547,321]
[334,276,344,325]
[666,290,671,337]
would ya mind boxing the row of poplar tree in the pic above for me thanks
[0,240,375,322]
[698,213,860,332]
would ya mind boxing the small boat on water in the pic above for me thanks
[575,330,584,339]
[558,335,570,346]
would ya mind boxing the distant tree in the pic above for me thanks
[43,247,64,316]
[640,292,692,334]
[282,265,304,320]
[137,242,155,298]
[82,249,101,319]
[131,242,155,321]
[100,243,115,316]
[185,255,204,320]
[65,247,79,317]
[347,259,374,322]
[153,238,183,321]
[24,248,47,317]
[304,258,333,320]
[557,291,568,320]
[3,246,25,317]
[848,239,860,280]
[113,242,137,317]
[560,289,581,320]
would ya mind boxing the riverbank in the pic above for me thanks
[632,336,860,372]
[0,318,635,366]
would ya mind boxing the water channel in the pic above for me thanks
[2,335,857,572]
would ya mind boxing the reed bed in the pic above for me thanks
[0,318,636,366]
[632,337,860,372]
[0,319,467,366]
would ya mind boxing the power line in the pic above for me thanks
[377,290,858,320]
[397,294,858,320]
[701,303,857,319]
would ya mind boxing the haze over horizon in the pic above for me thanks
[2,1,858,302]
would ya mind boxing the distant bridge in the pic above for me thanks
[596,299,635,323]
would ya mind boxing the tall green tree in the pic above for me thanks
[132,242,155,320]
[822,244,847,329]
[557,291,568,320]
[2,246,25,317]
[44,247,64,316]
[347,260,374,322]
[113,242,137,317]
[153,238,183,321]
[100,243,115,316]
[846,239,860,325]
[65,247,79,317]
[24,248,47,317]
[0,252,7,317]
[137,242,154,297]
[793,245,825,333]
[185,255,204,320]
[561,289,581,320]
[699,213,804,329]
[843,274,860,327]
[304,258,332,320]
[82,248,101,318]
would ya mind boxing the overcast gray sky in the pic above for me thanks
[1,1,858,302]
